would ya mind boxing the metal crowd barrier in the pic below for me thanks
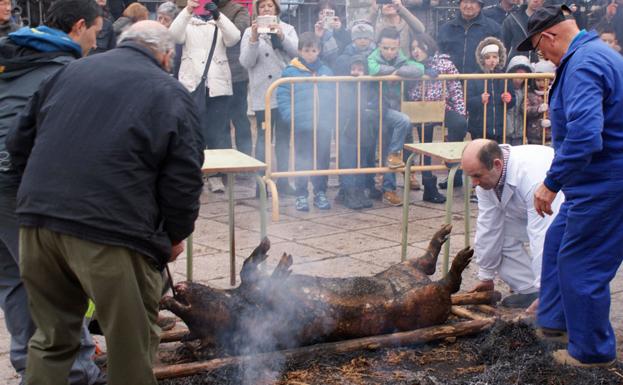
[262,72,554,221]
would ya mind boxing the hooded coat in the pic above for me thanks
[467,36,514,141]
[217,0,250,83]
[0,27,81,184]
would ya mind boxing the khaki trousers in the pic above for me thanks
[19,227,163,385]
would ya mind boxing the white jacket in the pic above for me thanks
[474,145,564,288]
[239,21,298,111]
[170,8,241,97]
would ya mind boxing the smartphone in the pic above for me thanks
[193,0,211,16]
[377,0,393,4]
[321,9,335,29]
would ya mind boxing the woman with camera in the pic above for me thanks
[368,0,426,55]
[239,0,299,196]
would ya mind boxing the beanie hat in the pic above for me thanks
[506,54,533,73]
[350,20,374,42]
[480,44,499,56]
[533,60,556,73]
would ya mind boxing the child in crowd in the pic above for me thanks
[335,55,375,209]
[334,20,376,75]
[368,27,424,206]
[467,36,514,143]
[523,60,555,144]
[277,32,336,212]
[599,27,622,53]
[405,32,468,203]
[505,55,533,145]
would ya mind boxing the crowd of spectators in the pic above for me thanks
[2,0,621,210]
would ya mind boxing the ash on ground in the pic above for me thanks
[158,321,623,385]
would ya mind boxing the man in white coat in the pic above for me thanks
[461,139,563,309]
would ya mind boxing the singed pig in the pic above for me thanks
[160,224,472,354]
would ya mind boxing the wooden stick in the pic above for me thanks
[475,304,498,315]
[160,328,189,343]
[451,306,488,320]
[451,291,502,306]
[154,318,495,379]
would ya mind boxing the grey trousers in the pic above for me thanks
[0,181,102,384]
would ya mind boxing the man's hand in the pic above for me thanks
[170,241,184,262]
[186,0,199,13]
[534,182,557,217]
[501,92,512,104]
[525,298,539,315]
[470,280,494,292]
[481,92,490,104]
[314,21,325,38]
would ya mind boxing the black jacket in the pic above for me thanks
[501,6,538,63]
[437,12,502,74]
[0,36,77,185]
[7,42,204,269]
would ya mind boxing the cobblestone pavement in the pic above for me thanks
[0,174,621,384]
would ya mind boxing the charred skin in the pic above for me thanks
[161,225,472,353]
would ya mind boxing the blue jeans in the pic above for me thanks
[381,109,410,192]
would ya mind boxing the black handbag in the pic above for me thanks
[191,28,219,133]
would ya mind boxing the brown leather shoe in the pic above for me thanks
[409,174,421,190]
[387,153,405,169]
[552,349,615,368]
[383,191,402,206]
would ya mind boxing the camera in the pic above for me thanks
[320,9,336,29]
[377,0,393,5]
[257,15,279,33]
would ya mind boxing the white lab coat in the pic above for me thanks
[474,145,564,293]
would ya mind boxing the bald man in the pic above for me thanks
[462,140,563,309]
[7,20,203,385]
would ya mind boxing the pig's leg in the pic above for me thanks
[413,224,452,275]
[240,237,271,284]
[271,253,293,280]
[440,246,473,293]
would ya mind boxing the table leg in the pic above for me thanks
[401,153,416,261]
[255,174,267,240]
[443,165,459,276]
[186,234,193,282]
[463,170,471,248]
[228,174,235,287]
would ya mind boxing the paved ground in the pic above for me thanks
[0,172,621,384]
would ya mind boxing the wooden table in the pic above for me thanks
[402,142,471,275]
[187,149,267,286]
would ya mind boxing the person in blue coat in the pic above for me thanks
[277,32,336,212]
[518,4,623,367]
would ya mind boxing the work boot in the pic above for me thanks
[422,175,446,204]
[501,292,539,308]
[438,169,463,189]
[536,327,568,344]
[382,190,402,206]
[343,187,365,210]
[552,349,616,368]
[387,153,405,169]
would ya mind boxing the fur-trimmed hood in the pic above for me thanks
[475,36,507,72]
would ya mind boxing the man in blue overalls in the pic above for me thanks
[517,4,623,367]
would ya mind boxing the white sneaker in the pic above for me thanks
[208,176,225,193]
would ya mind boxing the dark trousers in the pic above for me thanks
[293,128,331,197]
[199,92,232,149]
[255,109,291,189]
[227,81,252,155]
[405,110,467,177]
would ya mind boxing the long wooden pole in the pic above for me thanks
[154,318,494,379]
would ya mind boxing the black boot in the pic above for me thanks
[343,187,365,210]
[438,169,463,189]
[355,188,373,208]
[423,175,446,204]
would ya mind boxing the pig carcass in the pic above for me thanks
[160,224,472,354]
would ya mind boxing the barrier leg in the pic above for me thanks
[255,174,267,239]
[401,153,416,261]
[228,174,236,286]
[443,165,459,276]
[186,234,193,282]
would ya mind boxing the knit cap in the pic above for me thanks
[350,20,374,42]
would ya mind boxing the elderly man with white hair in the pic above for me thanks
[6,20,204,385]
